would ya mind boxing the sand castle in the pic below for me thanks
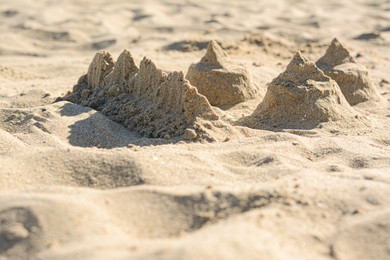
[65,50,221,141]
[186,40,256,106]
[316,38,382,106]
[243,51,360,129]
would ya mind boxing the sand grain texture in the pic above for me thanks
[1,0,390,259]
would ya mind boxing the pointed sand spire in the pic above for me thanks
[199,40,229,67]
[276,51,329,84]
[317,38,355,68]
[316,38,382,106]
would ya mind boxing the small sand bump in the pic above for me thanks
[182,128,197,140]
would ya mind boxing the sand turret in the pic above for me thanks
[186,40,256,106]
[243,52,360,129]
[316,38,382,106]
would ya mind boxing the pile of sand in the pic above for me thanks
[242,51,362,130]
[186,40,257,106]
[64,50,226,141]
[316,38,382,106]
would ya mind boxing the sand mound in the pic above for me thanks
[186,40,256,106]
[242,51,361,130]
[64,50,225,141]
[316,38,382,106]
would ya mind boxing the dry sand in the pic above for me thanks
[1,0,390,259]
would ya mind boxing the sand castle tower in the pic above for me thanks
[243,51,360,129]
[186,40,256,106]
[316,38,382,106]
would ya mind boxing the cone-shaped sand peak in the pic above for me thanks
[186,40,257,106]
[64,50,228,141]
[242,52,361,130]
[276,51,330,84]
[199,40,229,67]
[316,38,382,106]
[317,38,355,68]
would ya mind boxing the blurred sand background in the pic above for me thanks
[0,0,390,259]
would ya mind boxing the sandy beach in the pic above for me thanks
[1,0,390,259]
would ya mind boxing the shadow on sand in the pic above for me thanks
[58,102,183,148]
